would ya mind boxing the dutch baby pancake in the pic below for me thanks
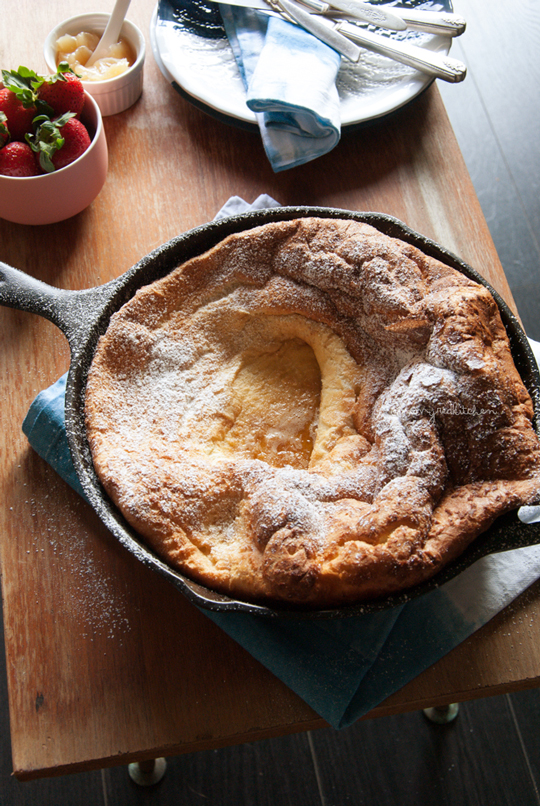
[85,218,540,607]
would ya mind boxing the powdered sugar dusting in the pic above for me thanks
[85,218,540,605]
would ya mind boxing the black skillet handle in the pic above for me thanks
[0,260,115,351]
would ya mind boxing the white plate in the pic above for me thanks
[151,0,453,129]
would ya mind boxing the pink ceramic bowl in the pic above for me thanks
[0,91,108,226]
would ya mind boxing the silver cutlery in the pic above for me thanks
[217,0,467,37]
[293,0,408,29]
[303,0,467,36]
[334,18,466,80]
[214,0,467,79]
[388,6,466,37]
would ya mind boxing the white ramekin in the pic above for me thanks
[43,13,145,116]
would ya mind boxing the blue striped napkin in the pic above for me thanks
[219,6,342,171]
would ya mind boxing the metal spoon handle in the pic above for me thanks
[392,8,467,37]
[327,0,407,30]
[296,0,408,29]
[336,21,467,82]
[276,0,362,60]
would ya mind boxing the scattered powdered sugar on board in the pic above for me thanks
[25,484,134,644]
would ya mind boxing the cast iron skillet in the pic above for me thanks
[2,207,540,619]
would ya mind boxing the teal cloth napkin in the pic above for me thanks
[219,6,342,172]
[21,196,540,728]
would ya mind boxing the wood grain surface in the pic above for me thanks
[1,0,540,782]
[439,0,540,341]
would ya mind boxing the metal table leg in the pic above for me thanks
[128,757,167,786]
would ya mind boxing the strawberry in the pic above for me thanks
[37,65,85,118]
[0,141,39,176]
[28,113,91,173]
[0,86,36,142]
[0,66,90,173]
[0,111,9,147]
[50,117,91,169]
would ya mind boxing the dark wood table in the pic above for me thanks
[2,0,540,781]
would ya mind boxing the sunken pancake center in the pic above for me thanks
[212,337,321,468]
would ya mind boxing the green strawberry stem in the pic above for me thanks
[0,111,9,146]
[1,66,54,117]
[26,112,75,173]
[46,61,82,83]
[1,65,83,169]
